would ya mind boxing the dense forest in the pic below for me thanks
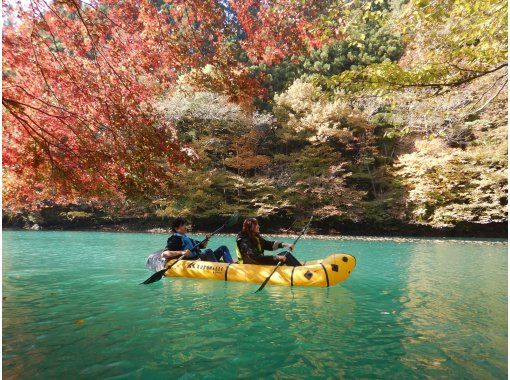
[2,0,508,236]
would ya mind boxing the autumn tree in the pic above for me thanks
[395,121,508,227]
[3,0,333,210]
[309,0,508,227]
[250,0,404,104]
[322,0,507,117]
[3,0,192,209]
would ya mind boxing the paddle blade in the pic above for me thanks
[255,276,271,293]
[255,262,281,293]
[140,267,167,285]
[225,213,240,228]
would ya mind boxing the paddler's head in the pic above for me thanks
[242,218,260,237]
[172,217,189,234]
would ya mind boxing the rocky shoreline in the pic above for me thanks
[3,213,507,239]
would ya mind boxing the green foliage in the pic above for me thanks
[155,169,239,218]
[324,0,507,92]
[288,145,341,179]
[362,193,406,225]
[250,0,405,107]
[254,26,404,99]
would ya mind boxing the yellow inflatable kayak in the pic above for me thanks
[162,253,356,288]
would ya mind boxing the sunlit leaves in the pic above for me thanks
[395,127,508,227]
[324,0,508,92]
[2,0,334,210]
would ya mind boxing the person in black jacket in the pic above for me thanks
[236,218,301,266]
[162,217,233,263]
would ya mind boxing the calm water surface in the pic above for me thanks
[2,231,507,379]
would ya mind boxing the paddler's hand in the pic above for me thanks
[275,255,287,262]
[200,233,211,248]
[182,249,192,257]
[282,243,294,251]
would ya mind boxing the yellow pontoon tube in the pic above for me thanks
[162,253,356,288]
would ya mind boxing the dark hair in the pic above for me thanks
[242,218,259,242]
[172,217,188,232]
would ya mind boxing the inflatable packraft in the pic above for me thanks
[158,253,355,288]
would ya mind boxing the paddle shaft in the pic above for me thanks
[290,215,313,247]
[274,215,314,265]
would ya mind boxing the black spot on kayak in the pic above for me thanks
[331,264,339,272]
[342,256,348,262]
[304,270,313,280]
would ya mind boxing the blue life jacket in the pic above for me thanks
[168,233,201,259]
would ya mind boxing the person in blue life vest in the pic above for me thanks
[161,217,234,263]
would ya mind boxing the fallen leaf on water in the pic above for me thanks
[75,319,85,325]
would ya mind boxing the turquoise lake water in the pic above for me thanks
[2,230,508,379]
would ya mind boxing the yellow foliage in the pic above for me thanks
[395,127,507,227]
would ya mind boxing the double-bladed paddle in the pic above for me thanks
[255,215,314,293]
[141,213,239,285]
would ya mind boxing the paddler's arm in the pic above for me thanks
[162,249,191,259]
[260,237,294,251]
[259,237,294,263]
[163,235,192,259]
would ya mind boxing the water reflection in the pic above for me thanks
[400,243,508,378]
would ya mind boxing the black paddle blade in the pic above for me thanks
[255,276,271,293]
[255,262,282,293]
[225,213,240,228]
[140,267,167,285]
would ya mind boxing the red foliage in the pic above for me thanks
[230,0,330,65]
[2,0,332,210]
[3,0,191,209]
